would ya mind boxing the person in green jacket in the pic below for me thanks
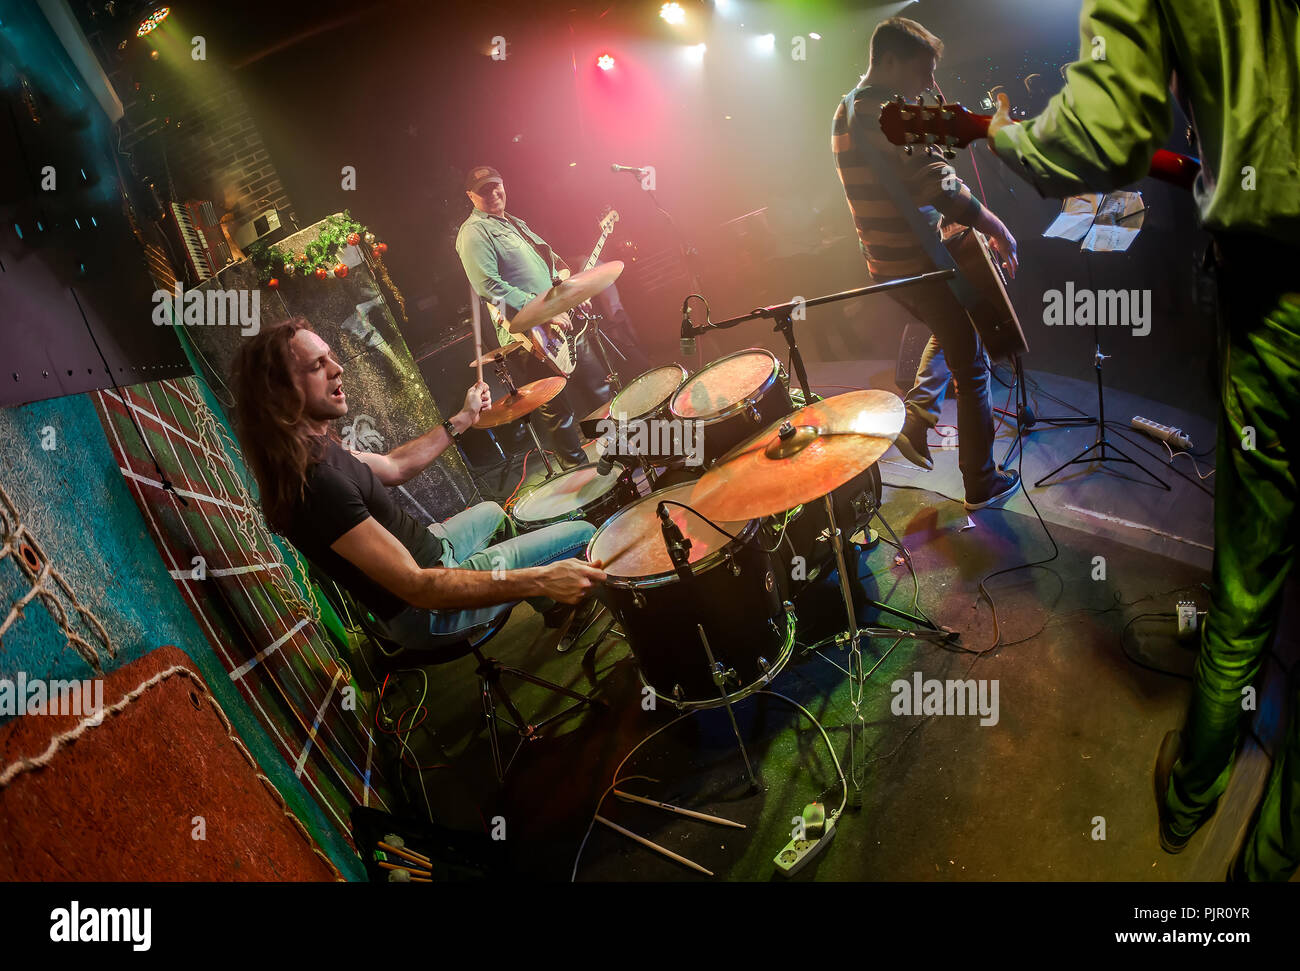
[987,0,1300,880]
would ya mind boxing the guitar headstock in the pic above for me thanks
[878,95,986,158]
[599,206,620,234]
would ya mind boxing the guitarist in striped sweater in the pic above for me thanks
[456,165,612,468]
[832,16,1023,511]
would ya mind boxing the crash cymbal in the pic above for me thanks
[474,376,568,429]
[509,261,624,334]
[687,390,904,521]
[469,340,527,368]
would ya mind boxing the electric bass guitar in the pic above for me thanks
[492,207,621,376]
[877,96,1201,191]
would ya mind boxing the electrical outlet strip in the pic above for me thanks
[774,818,838,877]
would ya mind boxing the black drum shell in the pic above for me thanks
[670,353,793,468]
[600,530,786,704]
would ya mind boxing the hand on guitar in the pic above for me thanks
[988,228,1019,279]
[986,92,1015,152]
[548,311,574,340]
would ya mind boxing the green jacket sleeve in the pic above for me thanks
[992,0,1175,197]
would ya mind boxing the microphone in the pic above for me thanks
[611,163,649,176]
[596,432,617,476]
[680,296,696,358]
[657,502,693,579]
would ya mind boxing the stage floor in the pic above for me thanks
[383,362,1295,881]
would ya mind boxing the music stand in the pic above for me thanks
[1029,195,1169,490]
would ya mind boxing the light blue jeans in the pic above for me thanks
[385,501,595,642]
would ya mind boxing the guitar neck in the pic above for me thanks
[960,110,1200,192]
[582,231,612,273]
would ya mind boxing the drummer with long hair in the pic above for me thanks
[231,316,605,645]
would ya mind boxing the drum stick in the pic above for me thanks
[377,840,433,869]
[377,860,433,878]
[468,282,485,385]
[597,537,642,570]
[595,815,713,876]
[613,790,746,829]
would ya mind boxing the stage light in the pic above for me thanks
[685,42,706,63]
[809,32,821,40]
[755,33,775,53]
[713,0,734,13]
[596,53,616,70]
[135,6,170,38]
[660,3,686,26]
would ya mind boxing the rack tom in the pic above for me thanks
[669,348,792,467]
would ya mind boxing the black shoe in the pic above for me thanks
[964,469,1021,511]
[892,415,934,471]
[1154,729,1218,854]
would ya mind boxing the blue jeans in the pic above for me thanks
[384,501,595,643]
[890,284,996,495]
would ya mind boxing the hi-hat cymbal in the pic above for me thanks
[469,341,527,368]
[474,376,568,429]
[687,390,904,521]
[509,262,624,333]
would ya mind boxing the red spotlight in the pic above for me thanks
[596,53,616,71]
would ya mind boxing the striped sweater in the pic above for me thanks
[832,83,983,281]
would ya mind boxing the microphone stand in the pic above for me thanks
[680,272,964,808]
[616,167,706,366]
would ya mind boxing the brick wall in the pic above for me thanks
[77,7,296,232]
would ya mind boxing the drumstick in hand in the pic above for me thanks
[468,284,486,385]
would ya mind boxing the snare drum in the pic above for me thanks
[510,463,638,533]
[669,348,792,467]
[588,482,794,709]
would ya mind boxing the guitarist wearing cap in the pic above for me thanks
[982,0,1300,881]
[456,165,613,469]
[832,16,1023,511]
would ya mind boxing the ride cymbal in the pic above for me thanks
[687,389,904,521]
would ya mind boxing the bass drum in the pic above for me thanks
[509,462,638,533]
[668,348,792,467]
[588,482,794,709]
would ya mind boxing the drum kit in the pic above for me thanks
[464,261,961,808]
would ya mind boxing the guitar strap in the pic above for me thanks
[502,213,564,287]
[843,85,980,309]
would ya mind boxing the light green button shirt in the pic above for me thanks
[992,0,1300,243]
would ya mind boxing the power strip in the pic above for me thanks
[1131,415,1193,452]
[774,817,838,877]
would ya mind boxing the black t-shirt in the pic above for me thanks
[286,437,444,620]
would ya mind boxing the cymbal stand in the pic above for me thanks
[575,308,625,393]
[697,624,761,791]
[490,354,556,479]
[679,273,964,807]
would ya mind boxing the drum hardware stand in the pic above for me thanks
[490,353,558,480]
[697,624,761,792]
[575,308,627,393]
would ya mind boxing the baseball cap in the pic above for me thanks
[465,166,503,193]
